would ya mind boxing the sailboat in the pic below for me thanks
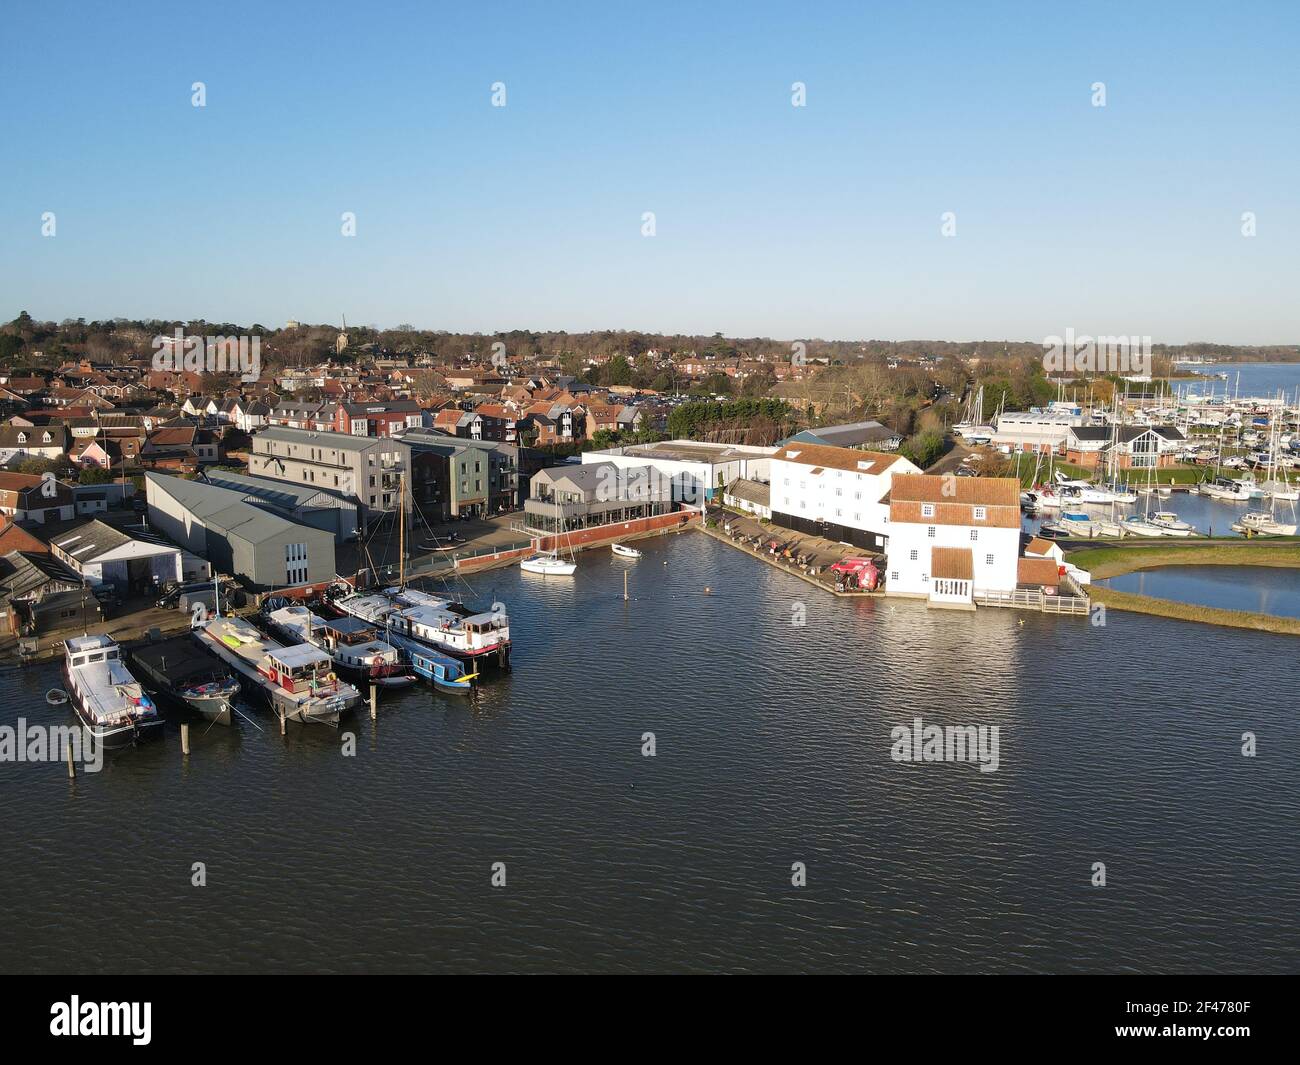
[953,384,995,443]
[331,468,513,668]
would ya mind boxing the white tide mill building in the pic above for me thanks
[885,474,1022,608]
[769,443,921,550]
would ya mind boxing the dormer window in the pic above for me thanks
[42,432,52,443]
[16,432,25,444]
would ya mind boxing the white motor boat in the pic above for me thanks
[520,551,577,575]
[611,543,642,559]
[1200,478,1253,501]
[1262,480,1300,501]
[1120,515,1167,537]
[63,635,164,749]
[1237,512,1298,536]
[1148,512,1195,536]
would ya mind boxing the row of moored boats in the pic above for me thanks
[59,582,514,748]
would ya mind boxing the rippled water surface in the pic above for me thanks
[1,531,1297,973]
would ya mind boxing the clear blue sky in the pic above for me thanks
[2,0,1297,344]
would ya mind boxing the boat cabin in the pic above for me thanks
[65,634,121,667]
[324,616,380,647]
[262,643,334,693]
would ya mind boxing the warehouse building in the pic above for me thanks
[44,517,200,594]
[144,472,336,591]
[199,468,360,543]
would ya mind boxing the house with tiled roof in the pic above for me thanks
[884,474,1022,607]
[0,472,77,524]
[0,423,70,460]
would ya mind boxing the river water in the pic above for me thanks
[1,531,1297,973]
[1172,361,1300,401]
[1097,566,1300,619]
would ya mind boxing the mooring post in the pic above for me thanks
[66,741,75,779]
[370,684,377,721]
[181,722,190,757]
[623,570,629,601]
[279,706,286,736]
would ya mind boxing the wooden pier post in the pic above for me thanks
[66,741,75,779]
[623,571,629,601]
[181,722,190,757]
[370,684,377,721]
[279,706,286,736]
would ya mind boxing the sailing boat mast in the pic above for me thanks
[398,467,406,590]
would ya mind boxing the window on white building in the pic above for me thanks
[970,529,978,541]
[927,526,935,538]
[985,554,994,566]
[909,549,918,560]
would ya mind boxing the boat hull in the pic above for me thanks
[62,664,165,749]
[198,628,358,727]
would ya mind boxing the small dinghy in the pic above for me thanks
[611,543,642,559]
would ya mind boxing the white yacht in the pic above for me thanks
[1237,511,1298,536]
[521,551,577,575]
[63,635,164,749]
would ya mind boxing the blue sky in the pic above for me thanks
[2,0,1297,343]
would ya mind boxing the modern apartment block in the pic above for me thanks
[248,426,409,527]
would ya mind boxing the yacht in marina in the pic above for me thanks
[520,550,577,575]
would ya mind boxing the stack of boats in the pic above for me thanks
[263,602,415,689]
[197,614,362,727]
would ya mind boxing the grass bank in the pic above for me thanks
[1087,585,1300,637]
[1065,540,1300,580]
[1067,540,1300,636]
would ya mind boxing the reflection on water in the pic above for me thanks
[0,532,1297,974]
[1097,566,1300,619]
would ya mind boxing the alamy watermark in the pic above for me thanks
[151,328,261,382]
[890,717,1000,773]
[0,720,103,773]
[1042,329,1151,377]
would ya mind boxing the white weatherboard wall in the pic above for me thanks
[769,454,919,538]
[886,519,1020,596]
